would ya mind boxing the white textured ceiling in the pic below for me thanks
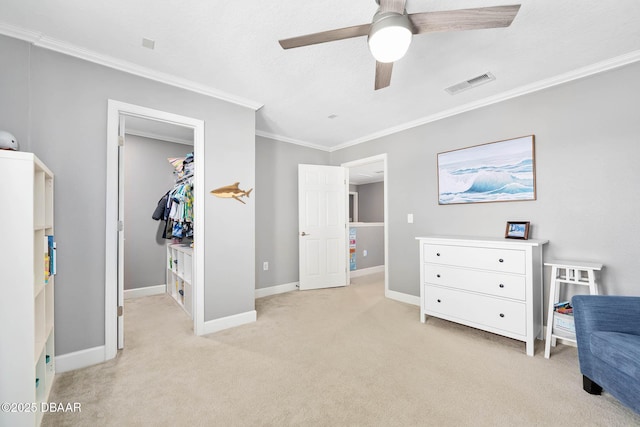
[348,161,385,185]
[2,1,639,150]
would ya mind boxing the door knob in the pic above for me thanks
[301,232,310,236]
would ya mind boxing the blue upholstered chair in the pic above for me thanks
[572,295,640,414]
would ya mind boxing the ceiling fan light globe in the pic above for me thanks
[368,13,412,63]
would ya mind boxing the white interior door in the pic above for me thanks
[298,164,348,290]
[117,115,125,349]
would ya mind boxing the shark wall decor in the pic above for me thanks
[210,182,253,204]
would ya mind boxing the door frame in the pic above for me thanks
[341,154,388,296]
[348,191,358,222]
[105,100,205,361]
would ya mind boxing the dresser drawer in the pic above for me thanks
[423,244,525,274]
[424,285,526,336]
[424,264,526,300]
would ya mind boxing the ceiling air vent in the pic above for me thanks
[445,72,495,95]
[142,38,156,50]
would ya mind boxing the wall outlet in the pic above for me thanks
[407,213,414,224]
[263,261,269,271]
[363,250,368,257]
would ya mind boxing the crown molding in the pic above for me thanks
[0,21,42,42]
[331,49,640,152]
[256,130,331,152]
[0,22,263,111]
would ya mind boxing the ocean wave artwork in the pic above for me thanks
[438,135,536,205]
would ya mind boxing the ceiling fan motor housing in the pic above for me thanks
[368,10,413,63]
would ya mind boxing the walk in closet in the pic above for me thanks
[122,123,195,322]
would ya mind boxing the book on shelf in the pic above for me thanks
[44,254,50,284]
[553,300,573,315]
[44,235,56,280]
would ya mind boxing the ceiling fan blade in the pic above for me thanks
[408,5,521,35]
[379,0,407,14]
[375,61,393,90]
[279,23,371,49]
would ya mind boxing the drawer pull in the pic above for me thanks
[499,258,504,263]
[437,299,441,303]
[499,313,505,318]
[436,274,441,278]
[499,284,505,288]
[436,253,441,257]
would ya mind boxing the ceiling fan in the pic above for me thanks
[279,0,521,90]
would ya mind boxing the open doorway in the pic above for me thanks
[121,116,194,312]
[341,154,388,296]
[105,100,205,361]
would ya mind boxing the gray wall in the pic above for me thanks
[1,34,255,355]
[350,226,384,270]
[0,37,29,149]
[356,181,384,222]
[123,134,190,290]
[255,136,329,289]
[331,61,640,309]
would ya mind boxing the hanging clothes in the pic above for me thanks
[152,152,195,241]
[152,192,170,220]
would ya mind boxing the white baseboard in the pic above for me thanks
[124,284,166,299]
[386,289,420,306]
[255,281,298,299]
[200,310,257,336]
[55,345,106,373]
[350,265,385,278]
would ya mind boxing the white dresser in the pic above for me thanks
[417,236,548,356]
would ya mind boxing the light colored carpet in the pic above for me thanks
[44,273,640,426]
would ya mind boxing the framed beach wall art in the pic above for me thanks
[437,135,536,205]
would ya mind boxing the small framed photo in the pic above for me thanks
[505,221,530,240]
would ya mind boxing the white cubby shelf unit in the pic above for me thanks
[166,243,193,318]
[0,151,55,426]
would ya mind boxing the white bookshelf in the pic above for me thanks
[166,244,193,318]
[0,151,55,426]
